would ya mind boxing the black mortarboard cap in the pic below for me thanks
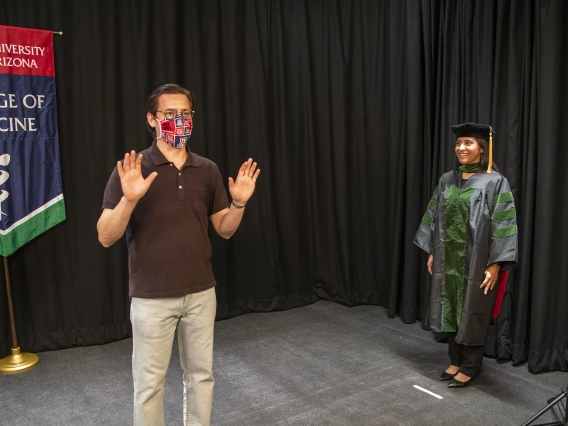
[450,122,493,140]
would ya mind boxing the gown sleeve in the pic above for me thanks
[414,181,440,254]
[487,176,518,268]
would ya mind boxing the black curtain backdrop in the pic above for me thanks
[0,0,566,373]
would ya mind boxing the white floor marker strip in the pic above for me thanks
[413,385,443,399]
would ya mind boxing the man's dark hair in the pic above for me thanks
[146,84,196,135]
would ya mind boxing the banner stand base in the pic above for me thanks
[0,346,39,374]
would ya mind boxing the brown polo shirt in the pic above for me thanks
[102,142,229,298]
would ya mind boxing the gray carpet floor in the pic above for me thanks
[1,301,567,425]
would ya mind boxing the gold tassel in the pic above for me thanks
[487,126,493,173]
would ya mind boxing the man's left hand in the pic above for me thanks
[229,158,260,205]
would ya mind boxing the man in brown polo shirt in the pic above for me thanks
[97,83,260,426]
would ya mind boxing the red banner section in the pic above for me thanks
[0,25,54,77]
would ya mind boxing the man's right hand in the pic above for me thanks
[427,254,433,275]
[117,150,158,202]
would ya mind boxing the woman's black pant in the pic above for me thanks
[447,332,485,377]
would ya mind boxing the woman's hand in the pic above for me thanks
[480,263,501,295]
[427,255,433,275]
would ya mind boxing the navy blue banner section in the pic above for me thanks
[0,25,64,255]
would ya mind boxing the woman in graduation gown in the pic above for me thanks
[414,123,518,388]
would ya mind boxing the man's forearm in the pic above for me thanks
[217,204,246,239]
[97,197,138,247]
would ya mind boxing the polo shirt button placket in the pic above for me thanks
[177,168,185,200]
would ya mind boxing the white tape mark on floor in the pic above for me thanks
[413,385,443,399]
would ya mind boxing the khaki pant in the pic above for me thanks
[131,287,216,426]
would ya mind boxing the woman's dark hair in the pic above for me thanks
[476,138,490,170]
[145,84,196,135]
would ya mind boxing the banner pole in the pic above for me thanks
[5,257,18,349]
[0,256,39,374]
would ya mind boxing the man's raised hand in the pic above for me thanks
[228,158,260,205]
[117,150,158,203]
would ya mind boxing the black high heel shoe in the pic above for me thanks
[439,371,458,381]
[447,375,475,388]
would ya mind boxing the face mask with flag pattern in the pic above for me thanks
[156,114,193,149]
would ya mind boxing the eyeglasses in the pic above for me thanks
[156,109,195,120]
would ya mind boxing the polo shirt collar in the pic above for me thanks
[149,141,203,168]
